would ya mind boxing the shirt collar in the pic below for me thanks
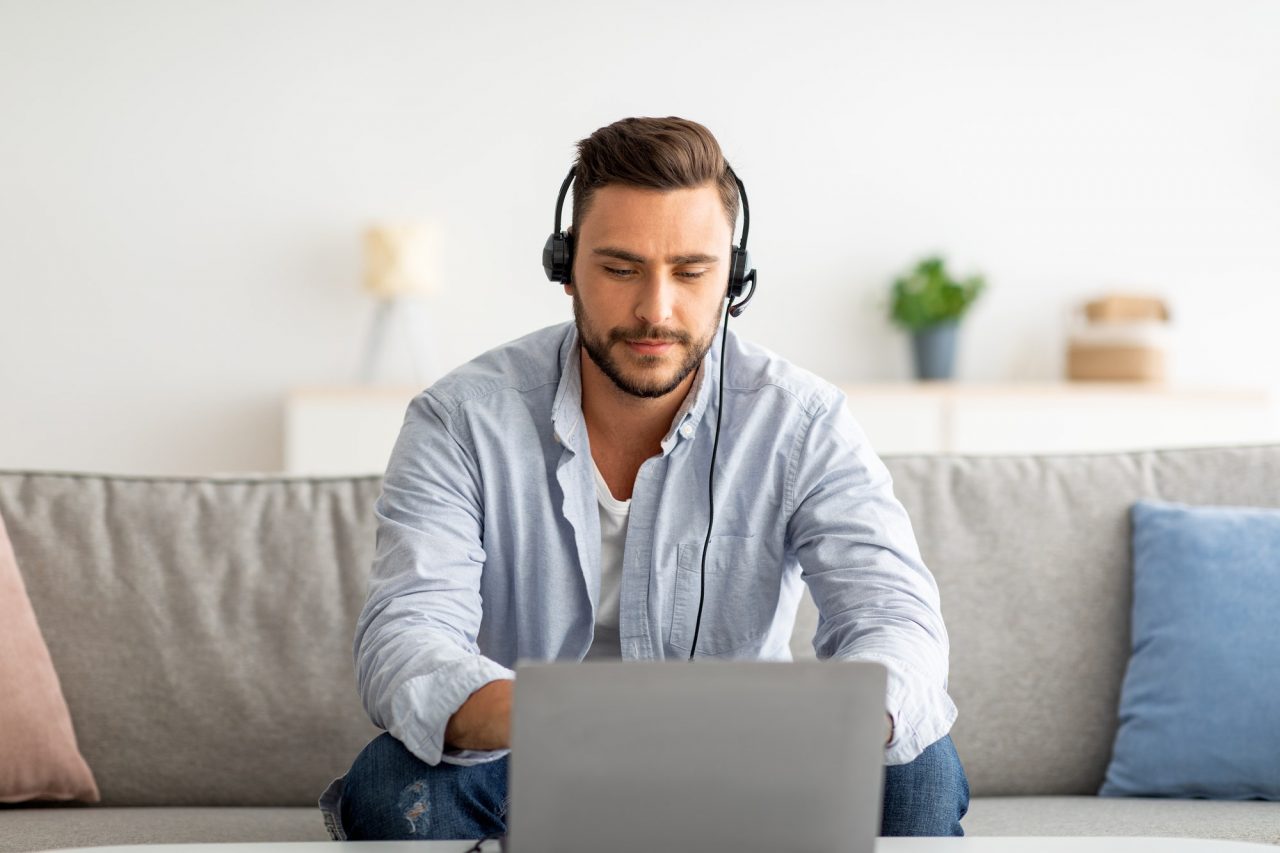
[550,324,586,451]
[550,322,721,457]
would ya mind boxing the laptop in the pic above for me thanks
[506,660,887,853]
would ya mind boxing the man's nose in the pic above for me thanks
[634,272,677,327]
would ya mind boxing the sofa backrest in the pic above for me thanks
[791,444,1280,796]
[4,444,1279,805]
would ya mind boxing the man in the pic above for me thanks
[319,116,968,841]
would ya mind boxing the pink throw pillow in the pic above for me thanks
[0,511,100,803]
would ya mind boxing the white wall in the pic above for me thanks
[2,0,1278,475]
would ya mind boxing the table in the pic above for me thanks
[33,838,1279,853]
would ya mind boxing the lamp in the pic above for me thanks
[357,222,439,386]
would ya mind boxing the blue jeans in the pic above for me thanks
[335,732,969,839]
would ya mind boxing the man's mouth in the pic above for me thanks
[625,339,676,355]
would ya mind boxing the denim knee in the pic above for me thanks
[339,732,509,841]
[880,733,970,837]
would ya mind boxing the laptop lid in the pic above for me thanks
[507,660,887,853]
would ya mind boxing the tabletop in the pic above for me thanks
[30,837,1279,853]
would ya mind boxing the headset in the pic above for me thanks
[541,163,759,660]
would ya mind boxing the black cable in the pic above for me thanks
[687,163,750,659]
[464,834,503,852]
[688,296,733,660]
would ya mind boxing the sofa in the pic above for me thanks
[1,443,1278,851]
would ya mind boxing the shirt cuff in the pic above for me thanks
[440,746,511,766]
[389,654,516,766]
[844,651,958,766]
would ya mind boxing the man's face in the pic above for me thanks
[569,182,733,400]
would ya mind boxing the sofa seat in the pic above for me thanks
[964,796,1280,844]
[5,798,1278,852]
[0,807,329,853]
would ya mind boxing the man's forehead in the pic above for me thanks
[577,183,732,244]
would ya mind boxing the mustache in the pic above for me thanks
[608,326,691,346]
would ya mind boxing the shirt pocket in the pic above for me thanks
[668,534,775,657]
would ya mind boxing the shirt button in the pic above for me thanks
[680,423,695,439]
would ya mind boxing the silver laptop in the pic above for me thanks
[507,660,887,853]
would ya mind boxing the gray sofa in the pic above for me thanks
[1,444,1278,851]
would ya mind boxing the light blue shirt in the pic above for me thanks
[353,320,957,769]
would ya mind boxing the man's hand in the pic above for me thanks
[444,679,514,751]
[885,712,894,747]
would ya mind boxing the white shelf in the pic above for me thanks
[840,382,1280,455]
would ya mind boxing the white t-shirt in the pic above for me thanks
[584,459,629,658]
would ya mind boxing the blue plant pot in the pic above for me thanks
[911,320,959,380]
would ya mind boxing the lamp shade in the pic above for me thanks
[363,222,439,298]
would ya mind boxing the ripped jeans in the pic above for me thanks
[320,731,969,840]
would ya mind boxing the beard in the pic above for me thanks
[572,289,722,399]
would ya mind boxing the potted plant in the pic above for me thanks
[889,255,986,380]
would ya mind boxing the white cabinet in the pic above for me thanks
[284,383,1280,475]
[284,387,421,476]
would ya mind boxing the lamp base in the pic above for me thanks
[356,296,435,387]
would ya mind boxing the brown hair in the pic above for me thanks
[570,116,740,237]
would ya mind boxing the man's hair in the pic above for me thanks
[570,116,740,238]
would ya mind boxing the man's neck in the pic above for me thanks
[579,349,697,497]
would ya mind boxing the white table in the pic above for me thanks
[33,839,1279,853]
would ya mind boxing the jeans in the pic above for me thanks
[333,731,969,840]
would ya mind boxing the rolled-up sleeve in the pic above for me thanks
[785,390,957,766]
[353,391,514,767]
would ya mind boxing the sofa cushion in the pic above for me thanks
[0,511,99,804]
[1100,499,1280,799]
[0,472,383,807]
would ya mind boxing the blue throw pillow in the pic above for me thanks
[1100,499,1280,799]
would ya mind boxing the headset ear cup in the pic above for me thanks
[543,232,573,284]
[542,233,560,282]
[728,246,749,300]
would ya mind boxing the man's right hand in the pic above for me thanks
[444,679,514,751]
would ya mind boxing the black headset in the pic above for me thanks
[541,162,759,660]
[542,166,758,316]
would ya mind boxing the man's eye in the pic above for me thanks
[678,271,707,279]
[604,267,635,278]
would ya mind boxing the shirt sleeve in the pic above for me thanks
[785,389,958,766]
[353,391,515,767]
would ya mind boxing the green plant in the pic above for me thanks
[889,256,986,332]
